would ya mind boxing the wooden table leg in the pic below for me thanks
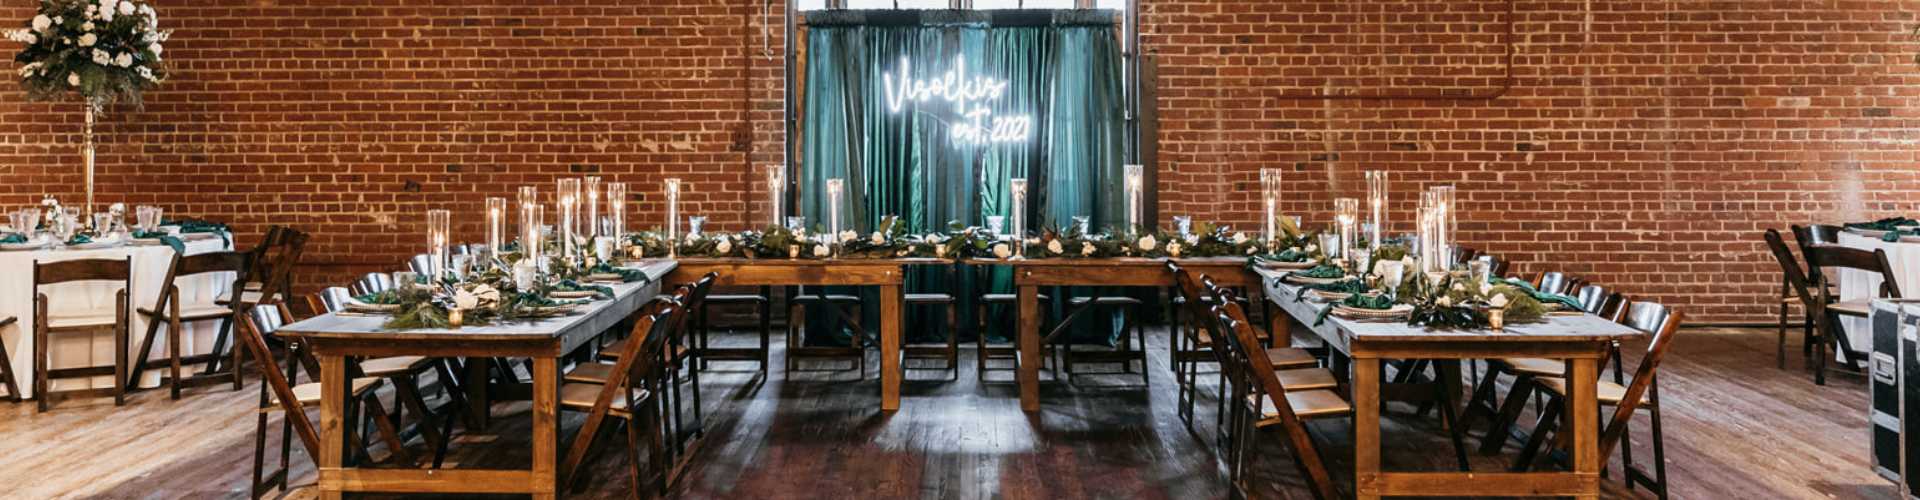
[1017,283,1041,412]
[318,354,347,500]
[464,356,490,430]
[1438,359,1464,422]
[532,357,558,500]
[1354,356,1382,500]
[880,283,902,412]
[1568,357,1601,499]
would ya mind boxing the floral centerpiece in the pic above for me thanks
[7,0,170,218]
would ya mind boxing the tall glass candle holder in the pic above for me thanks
[1123,165,1144,233]
[764,165,785,228]
[1334,198,1359,267]
[1431,185,1456,267]
[1261,167,1283,245]
[606,182,626,242]
[556,178,580,255]
[1366,170,1387,252]
[1418,190,1441,274]
[665,178,682,258]
[825,179,844,254]
[522,204,545,273]
[1010,178,1028,259]
[485,197,507,261]
[583,176,602,238]
[427,209,451,281]
[517,185,539,244]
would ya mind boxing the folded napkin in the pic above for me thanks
[1288,264,1345,280]
[65,234,92,246]
[0,233,24,244]
[1846,217,1920,232]
[1315,293,1397,326]
[1501,278,1584,310]
[553,279,615,298]
[165,218,231,246]
[585,263,647,283]
[133,229,186,253]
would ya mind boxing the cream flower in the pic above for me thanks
[1232,232,1248,244]
[90,49,109,66]
[1046,239,1064,254]
[1167,242,1184,257]
[934,244,947,258]
[31,15,50,33]
[1245,246,1257,255]
[991,242,1012,259]
[66,72,79,86]
[812,244,830,257]
[80,22,93,31]
[147,43,161,59]
[453,289,480,310]
[1137,235,1158,252]
[136,66,154,81]
[117,0,134,16]
[1081,241,1096,256]
[715,238,733,255]
[78,33,96,47]
[869,232,885,245]
[925,233,947,244]
[1488,293,1510,309]
[1436,296,1453,308]
[838,230,857,243]
[1303,243,1318,253]
[114,52,132,67]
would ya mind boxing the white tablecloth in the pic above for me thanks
[1836,231,1920,360]
[0,237,232,397]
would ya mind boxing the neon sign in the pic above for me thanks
[881,56,1032,146]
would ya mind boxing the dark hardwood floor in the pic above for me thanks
[0,325,1895,499]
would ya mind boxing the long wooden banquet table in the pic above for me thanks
[1254,266,1643,499]
[663,257,915,411]
[279,261,677,499]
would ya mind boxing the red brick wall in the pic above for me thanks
[0,0,1913,323]
[1145,0,1920,323]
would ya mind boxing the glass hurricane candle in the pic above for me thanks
[1366,170,1387,252]
[664,178,682,257]
[1334,198,1359,266]
[427,209,451,281]
[521,203,544,265]
[1261,167,1283,245]
[1418,190,1440,274]
[826,179,845,254]
[1123,165,1144,232]
[556,178,580,255]
[584,176,602,238]
[485,197,507,261]
[606,182,626,242]
[1431,185,1456,267]
[764,164,785,228]
[1010,178,1028,259]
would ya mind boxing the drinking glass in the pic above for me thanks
[7,210,27,235]
[689,216,708,239]
[1174,216,1193,240]
[986,216,1006,238]
[1317,232,1340,259]
[92,212,114,235]
[21,208,42,235]
[136,206,161,232]
[1071,216,1091,236]
[786,216,806,232]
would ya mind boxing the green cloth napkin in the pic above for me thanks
[1501,277,1584,310]
[0,233,25,244]
[133,230,185,253]
[165,218,231,247]
[554,280,615,298]
[1846,217,1920,232]
[64,234,92,246]
[1315,293,1397,326]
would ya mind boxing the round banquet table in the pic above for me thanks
[0,236,232,398]
[1835,230,1920,360]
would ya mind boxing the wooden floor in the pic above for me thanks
[0,325,1897,499]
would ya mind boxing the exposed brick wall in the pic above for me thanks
[0,0,1913,322]
[1145,0,1920,322]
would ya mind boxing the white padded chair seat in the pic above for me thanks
[271,378,382,407]
[44,312,118,329]
[360,356,432,377]
[982,293,1049,302]
[1070,296,1143,306]
[905,293,955,304]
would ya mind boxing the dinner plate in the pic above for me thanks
[65,237,124,250]
[1331,304,1413,319]
[0,240,49,251]
[129,237,170,246]
[550,290,599,300]
[343,302,400,314]
[1282,274,1349,286]
[586,273,627,283]
[1309,290,1353,302]
[1259,260,1318,270]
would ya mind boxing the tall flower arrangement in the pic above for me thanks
[7,0,169,109]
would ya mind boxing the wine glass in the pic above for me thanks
[785,216,806,232]
[987,216,1006,238]
[1071,216,1091,236]
[688,216,708,239]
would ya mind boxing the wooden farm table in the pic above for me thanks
[977,257,1274,412]
[665,257,915,411]
[1254,266,1642,499]
[278,261,677,499]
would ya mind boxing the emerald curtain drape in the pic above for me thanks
[799,20,1127,345]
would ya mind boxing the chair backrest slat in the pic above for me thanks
[1805,244,1901,299]
[309,286,354,314]
[35,257,133,285]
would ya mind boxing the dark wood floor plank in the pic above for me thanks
[0,326,1897,499]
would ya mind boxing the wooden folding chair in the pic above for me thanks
[560,294,682,495]
[33,257,134,412]
[1512,300,1683,500]
[1463,290,1627,455]
[130,250,253,399]
[1167,263,1319,446]
[1214,299,1352,500]
[0,315,19,402]
[236,302,407,498]
[1804,239,1898,385]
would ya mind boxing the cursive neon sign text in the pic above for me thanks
[881,55,1032,146]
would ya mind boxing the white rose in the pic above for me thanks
[838,230,856,243]
[114,52,131,67]
[52,16,62,25]
[1401,256,1416,268]
[870,232,885,245]
[1168,242,1183,257]
[1436,296,1454,308]
[684,233,698,244]
[453,289,480,310]
[1137,235,1157,252]
[31,15,50,33]
[812,244,830,257]
[1451,282,1466,292]
[474,284,500,303]
[991,242,1011,259]
[1489,293,1510,309]
[715,239,732,254]
[22,32,35,44]
[136,66,154,81]
[81,22,93,31]
[79,33,96,47]
[1232,232,1248,244]
[117,1,134,16]
[1081,242,1095,256]
[66,72,79,86]
[90,49,110,65]
[97,0,116,21]
[1047,239,1063,254]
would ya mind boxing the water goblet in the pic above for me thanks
[987,216,1006,238]
[786,216,807,232]
[1071,216,1091,236]
[689,216,708,239]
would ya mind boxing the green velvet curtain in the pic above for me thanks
[799,21,1126,345]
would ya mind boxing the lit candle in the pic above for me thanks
[1261,167,1282,245]
[1431,185,1455,267]
[764,165,785,228]
[1366,170,1386,252]
[1418,190,1440,274]
[665,178,681,258]
[1335,198,1358,267]
[427,209,451,281]
[584,176,602,238]
[485,197,506,261]
[523,204,545,276]
[1010,178,1027,259]
[606,182,626,243]
[1123,165,1144,232]
[556,178,580,257]
[826,178,844,255]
